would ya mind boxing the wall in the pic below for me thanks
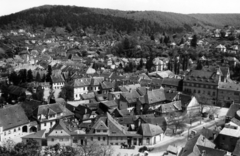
[47,136,71,146]
[217,89,240,106]
[74,87,89,100]
[40,121,56,132]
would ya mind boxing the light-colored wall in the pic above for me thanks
[74,87,89,100]
[47,137,71,146]
[0,124,30,142]
[40,121,56,132]
[52,82,64,90]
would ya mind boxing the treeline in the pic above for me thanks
[0,5,192,34]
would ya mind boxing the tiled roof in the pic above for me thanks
[0,105,29,131]
[22,130,46,139]
[91,77,104,86]
[185,70,218,83]
[121,90,141,104]
[137,87,148,96]
[34,103,73,118]
[160,101,182,114]
[218,82,240,91]
[51,74,65,83]
[73,78,91,87]
[101,81,115,89]
[226,103,240,119]
[139,123,163,137]
[81,92,95,100]
[196,145,227,156]
[47,120,73,136]
[145,89,166,104]
[162,78,181,87]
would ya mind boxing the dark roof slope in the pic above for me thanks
[0,105,29,130]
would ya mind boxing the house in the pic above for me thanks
[46,120,77,146]
[137,123,164,145]
[100,81,115,94]
[72,78,91,100]
[143,89,166,109]
[183,70,219,105]
[119,90,141,110]
[179,135,216,156]
[225,103,240,121]
[215,126,240,152]
[90,77,104,92]
[51,74,65,90]
[0,105,30,142]
[22,129,47,146]
[33,103,74,132]
[217,82,240,107]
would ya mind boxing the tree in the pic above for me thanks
[46,65,52,83]
[137,58,144,70]
[191,34,197,48]
[35,72,41,82]
[59,83,74,101]
[19,69,27,83]
[9,71,20,85]
[27,70,33,82]
[13,139,41,156]
[77,142,114,156]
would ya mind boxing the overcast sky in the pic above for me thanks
[0,0,240,16]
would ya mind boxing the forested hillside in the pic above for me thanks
[0,5,240,34]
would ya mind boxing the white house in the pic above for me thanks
[73,78,91,100]
[0,105,36,142]
[33,103,74,133]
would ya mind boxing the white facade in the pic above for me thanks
[74,87,89,100]
[0,124,37,142]
[52,82,64,90]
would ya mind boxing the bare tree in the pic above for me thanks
[77,142,114,156]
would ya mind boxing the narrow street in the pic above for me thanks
[149,117,225,156]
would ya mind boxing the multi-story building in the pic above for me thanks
[32,103,74,132]
[217,82,240,107]
[183,70,219,105]
[72,78,91,100]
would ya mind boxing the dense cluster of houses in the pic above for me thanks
[1,26,240,155]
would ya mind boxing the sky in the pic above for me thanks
[0,0,240,16]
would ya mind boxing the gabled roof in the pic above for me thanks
[137,87,148,96]
[139,116,166,126]
[47,120,72,136]
[121,90,141,104]
[51,74,65,83]
[145,89,166,104]
[91,77,104,86]
[226,103,240,119]
[33,103,73,118]
[101,81,115,89]
[22,130,46,139]
[73,78,91,87]
[139,123,163,136]
[196,145,227,156]
[160,101,182,113]
[100,100,118,109]
[93,120,109,130]
[0,105,29,131]
[180,135,215,156]
[107,113,127,136]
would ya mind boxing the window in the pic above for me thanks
[147,138,150,144]
[52,138,54,142]
[97,130,101,133]
[91,137,93,141]
[198,90,200,94]
[44,123,46,126]
[235,92,239,95]
[103,137,105,141]
[103,130,107,132]
[14,129,16,132]
[18,127,20,131]
[98,137,100,141]
[115,143,118,145]
[56,131,57,133]
[212,92,215,96]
